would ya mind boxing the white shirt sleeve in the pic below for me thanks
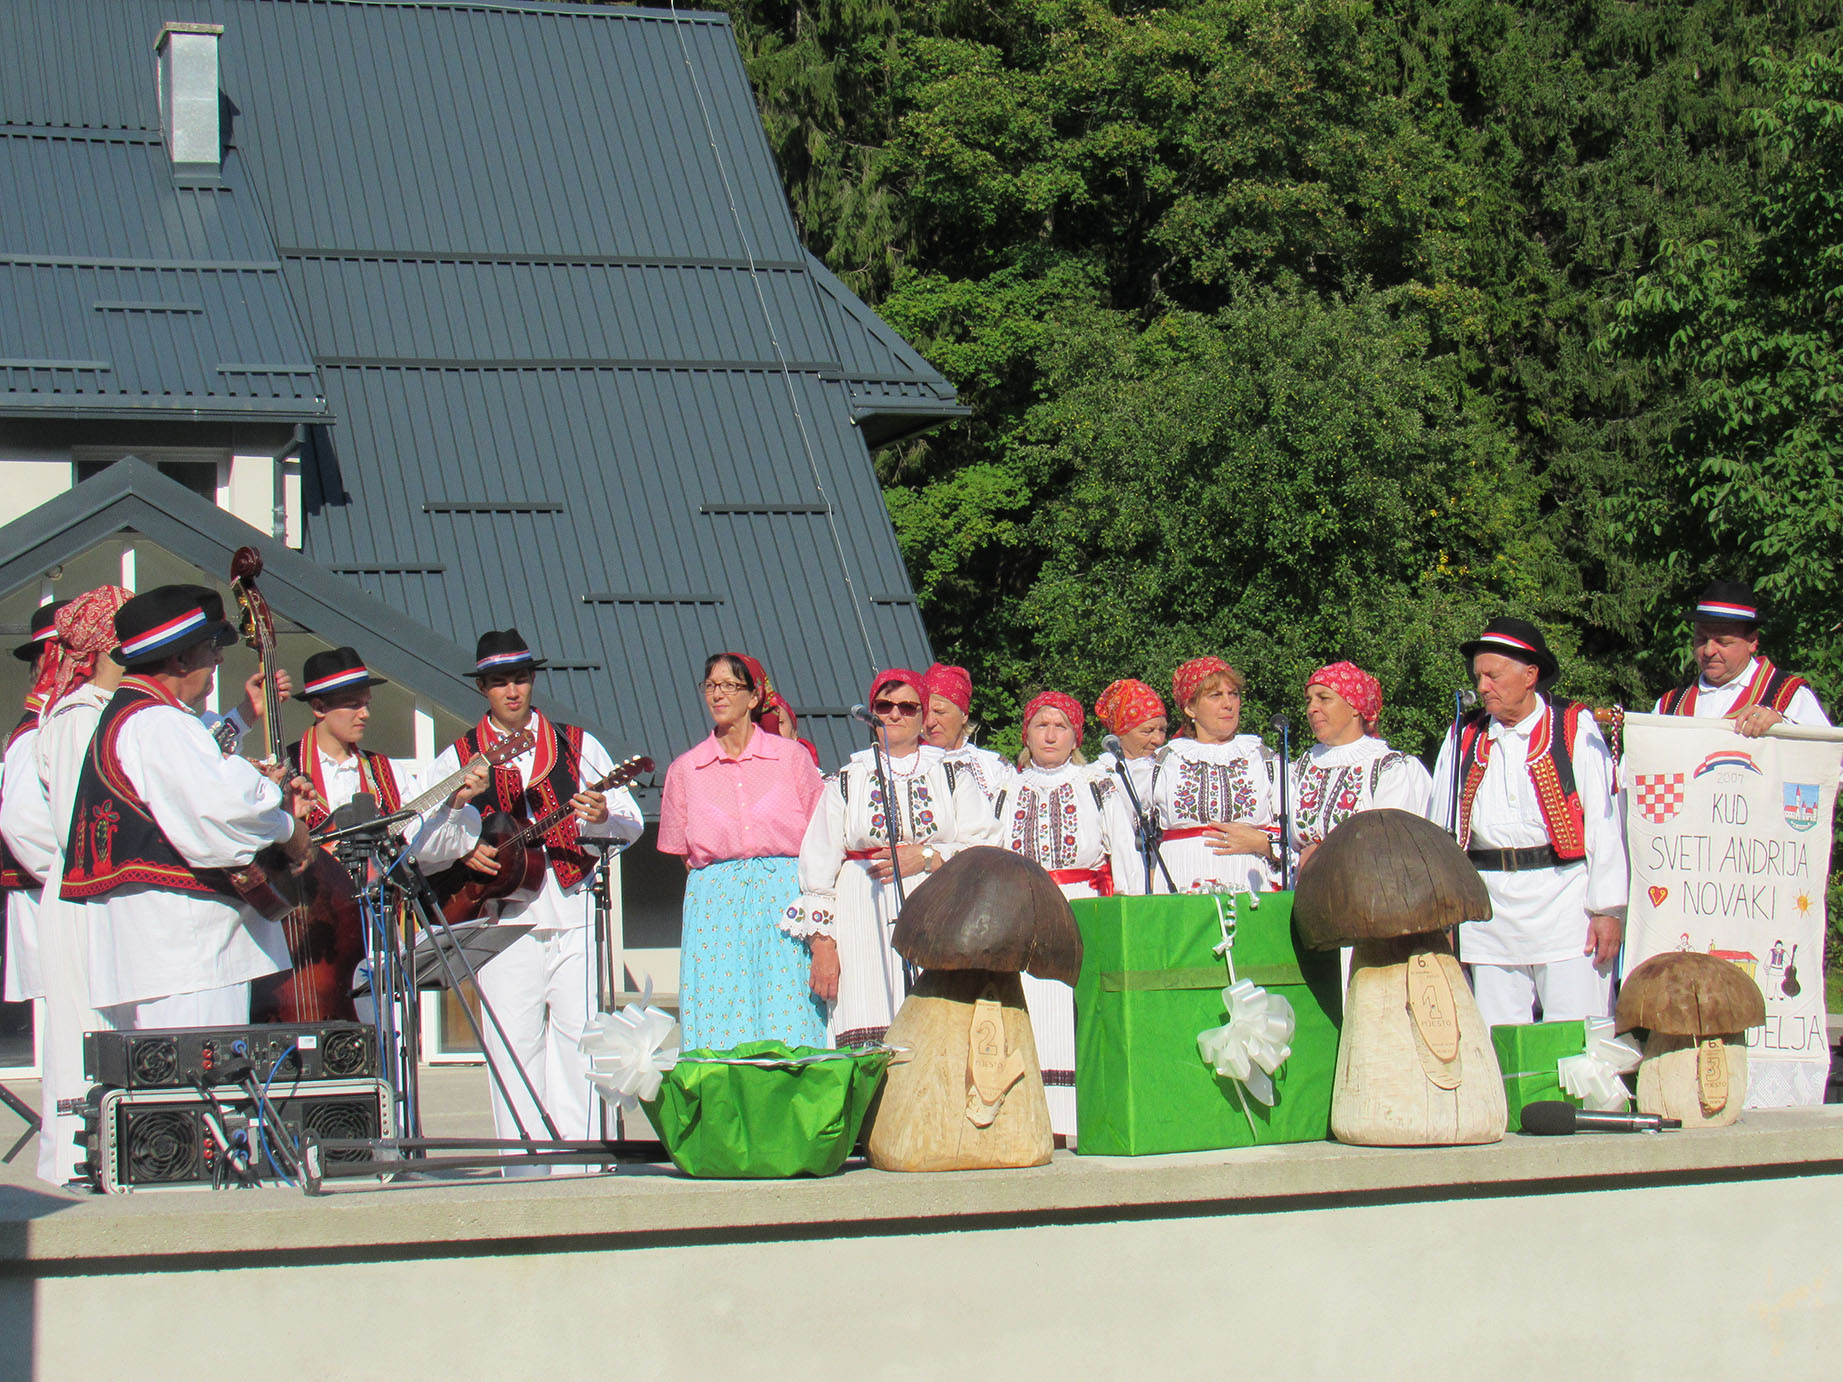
[1427,730,1459,831]
[1371,752,1434,817]
[0,730,56,883]
[118,705,297,867]
[1573,714,1628,918]
[576,731,645,846]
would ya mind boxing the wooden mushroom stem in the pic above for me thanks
[867,968,1053,1172]
[1332,929,1506,1147]
[1635,1030,1749,1127]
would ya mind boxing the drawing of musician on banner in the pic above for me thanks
[1622,712,1843,1109]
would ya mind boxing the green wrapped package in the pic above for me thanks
[1491,1020,1610,1133]
[1071,893,1342,1156]
[645,1041,890,1178]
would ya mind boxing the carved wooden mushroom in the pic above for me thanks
[1616,952,1764,1128]
[1295,808,1506,1146]
[866,846,1081,1172]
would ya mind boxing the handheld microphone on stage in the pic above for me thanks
[850,702,877,727]
[1520,1101,1681,1135]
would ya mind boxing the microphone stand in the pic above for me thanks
[1104,735,1176,895]
[857,706,914,993]
[1446,689,1472,840]
[1270,714,1293,891]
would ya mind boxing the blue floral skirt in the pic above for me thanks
[679,856,827,1050]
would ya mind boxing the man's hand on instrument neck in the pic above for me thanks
[239,668,292,725]
[449,762,490,809]
[570,789,609,826]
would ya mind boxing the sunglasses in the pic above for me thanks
[873,697,924,718]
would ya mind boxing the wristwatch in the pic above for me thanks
[922,845,939,871]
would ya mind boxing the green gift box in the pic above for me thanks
[1490,1020,1631,1132]
[645,1041,890,1178]
[1070,892,1342,1156]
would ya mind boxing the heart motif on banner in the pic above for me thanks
[1648,885,1669,908]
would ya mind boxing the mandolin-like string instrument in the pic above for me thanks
[430,755,652,924]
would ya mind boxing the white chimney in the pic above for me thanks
[155,22,224,171]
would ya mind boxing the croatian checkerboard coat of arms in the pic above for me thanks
[1633,772,1685,824]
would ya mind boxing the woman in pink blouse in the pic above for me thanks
[657,653,828,1048]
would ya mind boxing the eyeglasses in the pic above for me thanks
[700,679,750,697]
[873,697,924,718]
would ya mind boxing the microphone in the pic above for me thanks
[1102,733,1125,759]
[1520,1101,1681,1135]
[1457,689,1479,709]
[331,792,380,831]
[850,703,877,727]
[1268,713,1291,735]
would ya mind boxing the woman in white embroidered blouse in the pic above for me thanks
[1288,661,1432,872]
[995,691,1141,1139]
[782,667,998,1048]
[1147,657,1278,894]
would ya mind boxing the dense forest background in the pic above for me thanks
[690,0,1840,775]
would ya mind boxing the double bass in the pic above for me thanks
[226,546,366,1024]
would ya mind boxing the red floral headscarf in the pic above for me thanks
[46,585,133,709]
[1171,656,1233,710]
[868,667,925,708]
[1094,679,1165,735]
[1023,690,1084,741]
[922,662,972,714]
[1306,661,1381,728]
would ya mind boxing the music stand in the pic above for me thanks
[352,918,531,995]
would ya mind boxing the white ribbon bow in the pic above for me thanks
[580,981,682,1110]
[1197,977,1296,1107]
[1555,1017,1641,1112]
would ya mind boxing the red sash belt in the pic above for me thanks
[1048,864,1113,897]
[845,848,891,862]
[1161,825,1214,843]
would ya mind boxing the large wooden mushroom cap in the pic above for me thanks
[1617,952,1765,1036]
[1294,808,1491,951]
[892,846,1081,985]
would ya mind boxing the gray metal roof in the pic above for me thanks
[1,0,965,795]
[0,456,571,733]
[0,130,327,420]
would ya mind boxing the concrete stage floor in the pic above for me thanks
[5,1068,1843,1378]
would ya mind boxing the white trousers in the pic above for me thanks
[1470,954,1614,1028]
[100,983,249,1031]
[34,891,111,1185]
[475,926,597,1172]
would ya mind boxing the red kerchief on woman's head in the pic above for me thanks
[1307,661,1381,727]
[723,651,770,697]
[1171,656,1231,710]
[1094,679,1164,735]
[1023,690,1083,741]
[46,584,133,708]
[868,667,924,707]
[922,662,972,713]
[760,689,798,738]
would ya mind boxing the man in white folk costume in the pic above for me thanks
[427,630,643,1168]
[1653,580,1831,743]
[59,586,314,1031]
[1429,618,1628,1027]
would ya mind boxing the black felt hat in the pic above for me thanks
[469,628,546,677]
[12,600,69,662]
[1460,616,1559,681]
[1690,580,1764,629]
[111,585,236,668]
[302,646,388,698]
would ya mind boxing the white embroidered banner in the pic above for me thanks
[1623,712,1842,1107]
